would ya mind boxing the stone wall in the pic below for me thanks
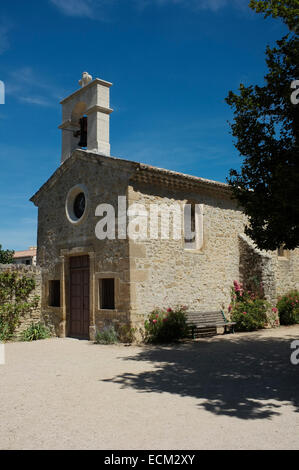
[127,181,247,322]
[239,234,276,302]
[31,150,299,336]
[0,264,45,337]
[128,183,299,324]
[275,250,299,298]
[239,234,299,304]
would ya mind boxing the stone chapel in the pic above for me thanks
[30,73,299,339]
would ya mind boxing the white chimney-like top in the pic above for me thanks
[59,72,113,163]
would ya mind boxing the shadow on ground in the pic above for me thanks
[103,330,299,420]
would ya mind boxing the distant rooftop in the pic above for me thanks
[13,247,37,259]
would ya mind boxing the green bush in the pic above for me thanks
[95,325,119,344]
[231,299,268,331]
[116,324,136,344]
[144,306,188,343]
[0,271,39,341]
[277,291,299,325]
[21,322,51,342]
[229,280,269,332]
[0,244,14,264]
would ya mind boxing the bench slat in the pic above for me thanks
[186,310,235,338]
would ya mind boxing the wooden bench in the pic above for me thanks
[186,310,236,339]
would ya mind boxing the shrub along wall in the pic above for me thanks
[0,264,44,339]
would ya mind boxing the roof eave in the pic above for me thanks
[30,149,232,206]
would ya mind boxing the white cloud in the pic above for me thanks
[196,0,229,11]
[135,0,248,12]
[18,96,55,107]
[50,0,249,18]
[50,0,96,17]
[6,67,64,108]
[151,0,249,11]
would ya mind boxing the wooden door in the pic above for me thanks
[69,255,90,339]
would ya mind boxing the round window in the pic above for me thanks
[73,192,86,219]
[65,184,88,225]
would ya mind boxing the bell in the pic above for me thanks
[78,116,88,147]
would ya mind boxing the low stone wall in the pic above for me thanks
[239,234,299,327]
[239,234,299,304]
[239,234,276,303]
[0,264,52,338]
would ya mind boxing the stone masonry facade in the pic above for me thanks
[127,178,246,324]
[29,149,299,339]
[32,152,132,339]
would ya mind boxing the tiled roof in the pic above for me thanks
[13,248,37,259]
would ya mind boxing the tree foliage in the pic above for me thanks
[0,244,14,264]
[0,271,39,341]
[226,1,299,250]
[250,0,299,31]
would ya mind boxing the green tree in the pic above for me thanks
[226,1,299,251]
[0,271,39,341]
[0,244,14,264]
[249,0,298,31]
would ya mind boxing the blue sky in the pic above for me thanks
[0,0,287,250]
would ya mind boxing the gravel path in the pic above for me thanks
[1,326,299,450]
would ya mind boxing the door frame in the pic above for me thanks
[60,247,96,340]
[69,255,90,339]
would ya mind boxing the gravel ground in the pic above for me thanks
[0,325,299,450]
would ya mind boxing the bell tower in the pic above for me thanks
[59,72,113,163]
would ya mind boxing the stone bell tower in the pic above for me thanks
[59,72,113,163]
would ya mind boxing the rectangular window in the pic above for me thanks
[100,278,115,310]
[184,203,204,250]
[184,203,196,246]
[49,280,60,307]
